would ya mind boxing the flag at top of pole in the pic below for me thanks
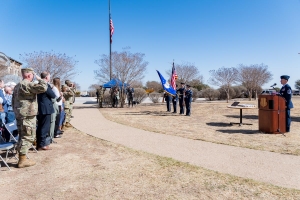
[170,61,178,90]
[110,15,114,43]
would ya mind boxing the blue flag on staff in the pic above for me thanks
[156,70,176,96]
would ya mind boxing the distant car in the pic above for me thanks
[80,94,90,97]
[261,89,276,94]
[293,90,300,95]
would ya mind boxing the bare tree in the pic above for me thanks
[130,80,143,88]
[72,81,81,91]
[209,67,239,103]
[20,51,78,81]
[146,81,162,92]
[166,62,203,84]
[238,64,272,100]
[133,88,147,103]
[94,48,148,85]
[94,48,148,108]
[2,74,21,84]
[201,88,220,101]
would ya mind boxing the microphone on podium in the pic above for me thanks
[270,83,277,87]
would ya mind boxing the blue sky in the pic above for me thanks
[1,0,300,90]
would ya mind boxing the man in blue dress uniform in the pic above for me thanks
[164,92,171,112]
[184,85,193,116]
[172,91,178,113]
[177,82,185,114]
[279,75,293,132]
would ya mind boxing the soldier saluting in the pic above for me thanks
[12,68,48,168]
[177,82,186,114]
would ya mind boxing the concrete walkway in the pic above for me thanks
[72,98,300,190]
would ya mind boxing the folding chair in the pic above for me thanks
[0,136,17,170]
[5,120,38,153]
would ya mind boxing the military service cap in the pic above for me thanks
[65,80,71,84]
[280,75,290,80]
[186,84,191,88]
[21,68,34,73]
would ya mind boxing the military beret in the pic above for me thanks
[280,75,290,80]
[21,68,34,73]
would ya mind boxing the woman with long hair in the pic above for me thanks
[52,77,63,137]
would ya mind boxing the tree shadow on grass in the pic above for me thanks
[206,122,233,127]
[225,115,258,120]
[74,105,98,109]
[216,129,262,134]
[119,111,180,117]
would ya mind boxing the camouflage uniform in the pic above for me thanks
[12,76,47,155]
[69,86,76,117]
[62,86,73,125]
[97,86,104,108]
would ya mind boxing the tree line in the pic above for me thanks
[16,49,300,104]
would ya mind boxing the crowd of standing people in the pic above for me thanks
[0,68,76,168]
[96,85,135,108]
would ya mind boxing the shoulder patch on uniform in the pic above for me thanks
[287,89,292,94]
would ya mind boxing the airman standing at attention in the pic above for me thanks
[177,82,186,114]
[98,85,104,108]
[12,68,47,168]
[184,85,193,116]
[62,84,73,128]
[279,75,294,132]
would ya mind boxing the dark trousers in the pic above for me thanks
[185,100,191,116]
[128,97,133,107]
[166,100,171,111]
[286,109,291,132]
[179,97,184,114]
[172,100,177,113]
[37,114,51,148]
[54,106,61,136]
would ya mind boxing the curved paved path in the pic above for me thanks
[72,98,300,190]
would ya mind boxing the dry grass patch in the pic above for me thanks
[101,97,300,155]
[1,128,299,199]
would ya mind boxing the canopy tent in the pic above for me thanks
[103,78,128,88]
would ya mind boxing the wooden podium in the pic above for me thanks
[258,94,286,133]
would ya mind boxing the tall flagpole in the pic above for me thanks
[109,0,112,80]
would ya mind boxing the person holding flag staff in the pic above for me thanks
[184,85,193,116]
[177,82,186,115]
[172,87,178,113]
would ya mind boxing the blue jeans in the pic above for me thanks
[6,111,15,123]
[0,112,6,125]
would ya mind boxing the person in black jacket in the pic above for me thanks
[36,72,56,150]
[279,75,294,132]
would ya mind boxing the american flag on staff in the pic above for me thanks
[170,62,178,90]
[110,17,114,43]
